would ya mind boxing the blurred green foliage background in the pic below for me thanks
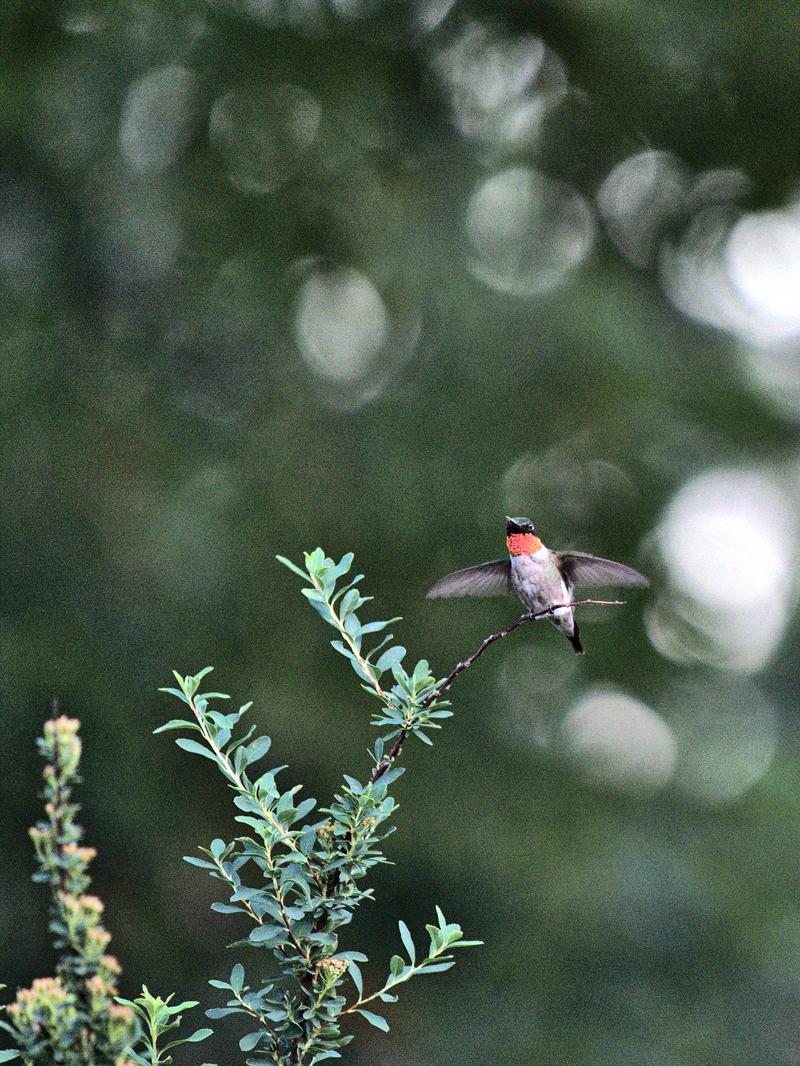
[3,1,800,1063]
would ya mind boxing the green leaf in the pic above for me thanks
[356,1009,390,1032]
[332,552,355,578]
[349,960,363,998]
[389,954,404,977]
[240,735,271,768]
[305,547,325,572]
[376,646,406,672]
[360,618,400,635]
[240,1030,263,1052]
[182,1028,213,1043]
[339,588,360,615]
[206,1007,242,1019]
[0,1052,21,1062]
[331,640,356,662]
[398,920,416,965]
[249,924,284,944]
[157,687,190,703]
[174,737,217,761]
[154,718,197,733]
[230,964,245,993]
[275,554,308,578]
[412,659,431,685]
[163,998,200,1014]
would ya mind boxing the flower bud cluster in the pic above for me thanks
[2,717,135,1065]
[40,716,82,780]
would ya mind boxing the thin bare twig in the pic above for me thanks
[369,599,625,783]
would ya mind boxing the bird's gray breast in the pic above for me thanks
[510,551,569,610]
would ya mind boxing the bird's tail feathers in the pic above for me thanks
[568,624,584,655]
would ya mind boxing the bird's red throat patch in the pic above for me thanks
[506,533,542,556]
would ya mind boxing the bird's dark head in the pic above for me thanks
[505,516,536,536]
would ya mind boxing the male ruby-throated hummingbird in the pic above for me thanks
[426,516,649,654]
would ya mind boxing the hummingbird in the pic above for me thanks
[426,516,649,654]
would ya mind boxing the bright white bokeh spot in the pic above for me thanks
[433,23,566,148]
[119,65,198,173]
[644,591,789,673]
[599,154,748,271]
[660,206,746,334]
[726,211,800,340]
[295,267,389,384]
[661,469,794,610]
[661,200,800,349]
[209,84,320,196]
[650,468,798,671]
[562,689,677,794]
[466,167,594,296]
[597,150,686,268]
[661,676,778,805]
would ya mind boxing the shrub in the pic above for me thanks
[0,716,211,1066]
[157,548,482,1065]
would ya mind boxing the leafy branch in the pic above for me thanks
[158,547,486,1064]
[342,908,481,1030]
[114,988,212,1066]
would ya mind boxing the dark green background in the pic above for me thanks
[3,2,800,1064]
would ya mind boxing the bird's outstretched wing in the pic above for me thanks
[557,552,649,588]
[426,559,512,598]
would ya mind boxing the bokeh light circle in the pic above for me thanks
[119,64,198,173]
[295,267,389,384]
[209,84,321,196]
[466,167,594,296]
[562,688,677,794]
[726,210,800,341]
[597,150,686,268]
[661,676,778,805]
[647,467,798,671]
